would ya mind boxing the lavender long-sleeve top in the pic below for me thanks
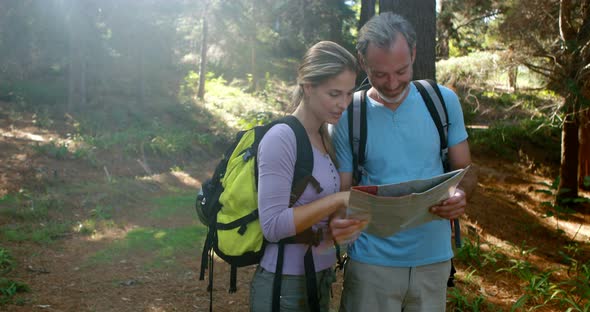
[257,123,340,275]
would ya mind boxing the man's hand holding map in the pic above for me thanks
[346,166,470,237]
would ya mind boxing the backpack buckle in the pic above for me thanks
[311,229,323,247]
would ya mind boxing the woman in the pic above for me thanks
[250,41,365,311]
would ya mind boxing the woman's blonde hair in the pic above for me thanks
[290,41,359,166]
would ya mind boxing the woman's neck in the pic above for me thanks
[292,105,322,137]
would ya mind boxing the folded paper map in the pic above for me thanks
[346,166,470,237]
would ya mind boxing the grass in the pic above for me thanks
[149,193,196,220]
[0,192,61,222]
[88,225,207,268]
[0,222,71,244]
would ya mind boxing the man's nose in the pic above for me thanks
[387,76,400,90]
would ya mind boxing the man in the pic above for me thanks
[330,13,477,312]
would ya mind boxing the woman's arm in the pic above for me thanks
[257,124,348,242]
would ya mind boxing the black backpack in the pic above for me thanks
[196,115,324,311]
[347,79,460,286]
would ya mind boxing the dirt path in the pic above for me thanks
[1,104,589,312]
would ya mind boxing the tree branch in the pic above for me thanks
[578,63,590,78]
[581,39,590,61]
[454,10,504,32]
[522,61,556,79]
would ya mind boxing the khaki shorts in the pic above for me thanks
[339,259,451,312]
[250,266,336,312]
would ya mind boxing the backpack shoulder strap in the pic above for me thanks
[413,80,462,249]
[277,115,321,206]
[413,79,450,172]
[347,89,368,185]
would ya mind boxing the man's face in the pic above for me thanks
[361,36,415,103]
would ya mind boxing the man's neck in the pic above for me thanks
[368,86,410,111]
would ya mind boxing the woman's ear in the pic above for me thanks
[302,83,312,96]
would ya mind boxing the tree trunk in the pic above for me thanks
[359,0,376,31]
[379,0,437,80]
[80,54,87,108]
[329,0,344,44]
[67,35,75,112]
[197,12,208,100]
[136,46,146,107]
[67,6,76,112]
[249,0,259,92]
[379,0,394,13]
[436,0,451,60]
[557,114,580,203]
[579,109,590,190]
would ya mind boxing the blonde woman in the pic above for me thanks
[250,41,365,312]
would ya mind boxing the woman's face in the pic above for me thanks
[304,70,356,125]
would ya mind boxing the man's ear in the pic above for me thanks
[358,53,367,71]
[411,46,417,64]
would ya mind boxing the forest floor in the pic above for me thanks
[0,100,589,312]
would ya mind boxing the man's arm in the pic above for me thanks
[430,139,477,219]
[449,140,477,200]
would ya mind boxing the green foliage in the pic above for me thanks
[33,141,70,160]
[76,204,117,236]
[437,52,503,87]
[468,118,560,162]
[456,237,483,265]
[549,260,590,311]
[1,222,71,244]
[0,248,27,306]
[457,236,505,269]
[0,248,14,275]
[194,74,283,130]
[237,111,275,129]
[90,205,114,220]
[0,191,60,222]
[32,109,54,129]
[89,226,207,267]
[437,51,547,90]
[447,287,488,312]
[77,115,216,157]
[0,278,30,305]
[177,70,201,104]
[1,80,67,108]
[535,177,587,234]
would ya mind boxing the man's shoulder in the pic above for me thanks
[435,84,458,97]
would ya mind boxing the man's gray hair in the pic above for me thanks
[356,12,416,59]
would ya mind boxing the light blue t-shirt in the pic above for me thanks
[332,83,468,267]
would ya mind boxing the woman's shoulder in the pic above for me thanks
[259,122,298,157]
[262,123,297,145]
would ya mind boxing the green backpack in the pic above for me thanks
[196,115,324,311]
